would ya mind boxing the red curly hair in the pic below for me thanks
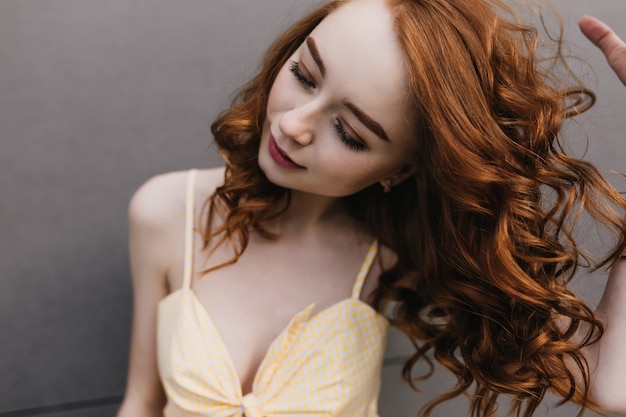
[201,0,626,416]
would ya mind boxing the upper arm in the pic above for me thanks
[118,172,187,415]
[551,260,626,414]
[583,259,626,414]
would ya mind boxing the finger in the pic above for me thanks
[579,16,626,85]
[579,16,622,52]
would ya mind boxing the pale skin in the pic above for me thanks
[117,2,406,416]
[116,7,626,417]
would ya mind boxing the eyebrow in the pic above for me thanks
[342,100,390,142]
[305,36,390,142]
[305,37,325,77]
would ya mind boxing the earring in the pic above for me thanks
[381,179,392,193]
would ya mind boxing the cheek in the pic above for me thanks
[317,150,390,190]
[266,65,293,114]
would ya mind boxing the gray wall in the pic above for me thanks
[1,1,624,416]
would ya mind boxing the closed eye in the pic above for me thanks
[334,119,367,152]
[289,61,316,89]
[290,60,366,152]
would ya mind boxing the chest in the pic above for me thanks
[165,233,378,395]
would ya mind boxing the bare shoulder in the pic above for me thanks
[129,171,186,225]
[194,166,227,204]
[128,167,225,225]
[361,241,399,304]
[127,167,224,273]
[127,171,187,279]
[378,243,398,271]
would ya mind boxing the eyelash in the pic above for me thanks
[289,61,316,89]
[334,119,366,152]
[289,61,367,153]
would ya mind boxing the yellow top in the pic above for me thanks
[157,169,389,417]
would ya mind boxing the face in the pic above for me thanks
[258,0,417,197]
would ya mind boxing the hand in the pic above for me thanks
[579,16,626,86]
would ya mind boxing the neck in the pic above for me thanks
[267,190,350,237]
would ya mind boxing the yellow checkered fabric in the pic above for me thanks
[157,169,389,416]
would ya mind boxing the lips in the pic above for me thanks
[268,135,305,169]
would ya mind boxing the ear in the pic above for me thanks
[387,162,417,187]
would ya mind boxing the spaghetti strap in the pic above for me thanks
[351,239,379,299]
[182,169,198,290]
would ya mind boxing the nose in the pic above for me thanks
[278,101,318,146]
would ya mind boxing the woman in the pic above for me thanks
[117,1,626,416]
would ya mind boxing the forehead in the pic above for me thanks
[308,0,411,141]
